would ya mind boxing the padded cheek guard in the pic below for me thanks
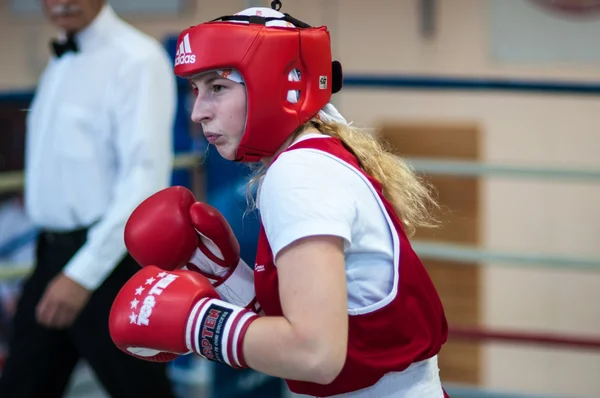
[173,18,342,162]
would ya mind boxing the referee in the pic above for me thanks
[0,1,178,397]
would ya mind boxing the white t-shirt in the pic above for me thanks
[258,134,396,310]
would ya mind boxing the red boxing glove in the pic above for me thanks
[109,265,259,368]
[125,186,258,311]
[125,186,198,272]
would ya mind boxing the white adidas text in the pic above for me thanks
[175,33,196,66]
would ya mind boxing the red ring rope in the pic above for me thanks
[449,325,600,350]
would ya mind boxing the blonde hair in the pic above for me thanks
[246,120,440,237]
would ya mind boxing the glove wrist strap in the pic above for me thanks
[186,297,259,369]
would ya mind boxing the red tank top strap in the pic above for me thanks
[285,136,359,167]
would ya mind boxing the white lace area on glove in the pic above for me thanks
[186,248,258,310]
[213,259,258,310]
[188,234,230,278]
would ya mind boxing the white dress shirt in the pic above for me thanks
[24,4,177,290]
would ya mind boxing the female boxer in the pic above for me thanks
[111,4,450,397]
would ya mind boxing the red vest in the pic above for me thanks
[254,137,448,397]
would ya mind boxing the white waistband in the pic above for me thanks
[323,356,444,398]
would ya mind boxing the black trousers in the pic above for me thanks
[0,227,177,398]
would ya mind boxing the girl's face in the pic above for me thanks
[190,72,247,160]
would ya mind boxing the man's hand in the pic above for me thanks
[36,273,91,329]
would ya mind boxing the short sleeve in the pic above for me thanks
[258,148,357,263]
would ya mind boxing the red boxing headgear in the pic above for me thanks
[173,7,343,162]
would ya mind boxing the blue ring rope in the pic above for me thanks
[2,73,600,103]
[342,74,600,95]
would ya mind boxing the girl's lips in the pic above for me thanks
[204,133,222,144]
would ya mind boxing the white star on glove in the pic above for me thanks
[129,312,137,324]
[145,277,156,285]
[130,298,139,309]
[158,271,168,278]
[135,286,144,295]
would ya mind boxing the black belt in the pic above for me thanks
[39,226,92,246]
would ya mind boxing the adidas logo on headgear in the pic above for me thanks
[175,33,196,66]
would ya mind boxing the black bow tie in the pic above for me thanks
[51,35,79,58]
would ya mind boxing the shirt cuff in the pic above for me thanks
[62,248,126,291]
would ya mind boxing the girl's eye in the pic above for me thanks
[212,84,225,93]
